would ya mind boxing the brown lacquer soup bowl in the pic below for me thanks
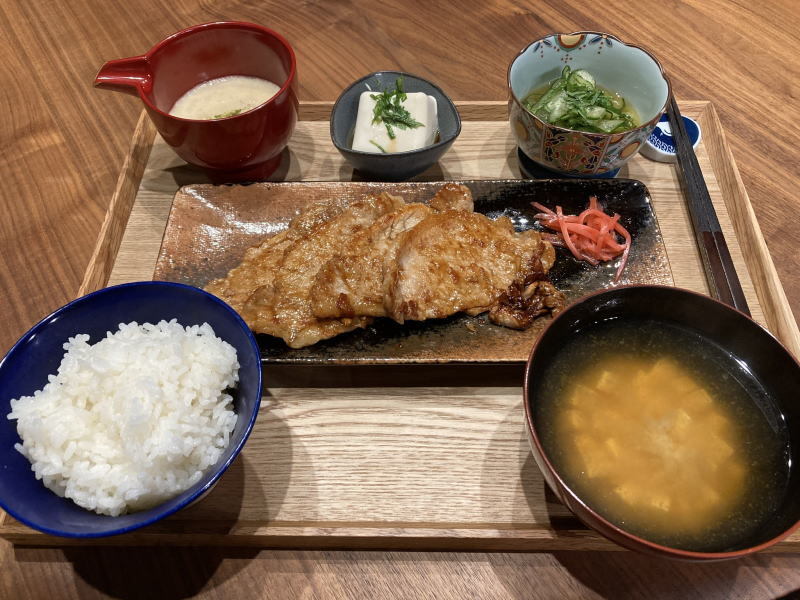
[523,285,800,560]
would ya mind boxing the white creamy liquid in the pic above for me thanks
[169,76,281,120]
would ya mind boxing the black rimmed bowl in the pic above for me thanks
[523,285,800,560]
[0,281,262,537]
[330,70,461,181]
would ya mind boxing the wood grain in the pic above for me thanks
[3,1,800,598]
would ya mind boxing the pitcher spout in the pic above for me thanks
[94,55,150,97]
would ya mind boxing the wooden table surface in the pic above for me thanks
[2,1,799,598]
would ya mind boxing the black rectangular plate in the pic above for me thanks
[154,179,672,364]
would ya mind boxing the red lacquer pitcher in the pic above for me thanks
[95,21,298,182]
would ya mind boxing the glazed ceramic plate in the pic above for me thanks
[153,179,673,364]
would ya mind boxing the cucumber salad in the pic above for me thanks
[523,66,639,134]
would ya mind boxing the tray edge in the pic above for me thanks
[78,112,156,297]
[697,102,800,359]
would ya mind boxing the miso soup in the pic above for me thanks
[534,318,790,552]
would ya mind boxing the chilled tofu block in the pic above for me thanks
[352,91,437,153]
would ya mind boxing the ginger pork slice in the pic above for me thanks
[385,210,555,323]
[204,195,356,312]
[310,203,433,319]
[428,182,475,212]
[239,192,405,348]
[310,183,475,320]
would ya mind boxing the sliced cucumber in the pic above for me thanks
[522,67,636,133]
[596,119,624,132]
[567,69,596,92]
[585,106,607,119]
[529,78,566,114]
[545,93,568,121]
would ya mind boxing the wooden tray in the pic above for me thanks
[3,101,799,551]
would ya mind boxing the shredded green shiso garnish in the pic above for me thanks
[369,139,388,153]
[370,77,424,139]
[213,108,243,119]
[523,66,636,134]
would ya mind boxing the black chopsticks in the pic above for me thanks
[666,96,751,316]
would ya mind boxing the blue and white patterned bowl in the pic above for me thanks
[508,32,670,177]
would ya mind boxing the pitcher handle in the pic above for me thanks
[94,55,150,97]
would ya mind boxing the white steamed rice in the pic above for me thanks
[7,319,239,517]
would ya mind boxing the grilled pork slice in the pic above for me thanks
[239,192,405,348]
[204,196,356,313]
[310,183,475,320]
[311,203,433,318]
[208,182,562,349]
[428,182,474,212]
[385,211,556,323]
[488,277,564,329]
